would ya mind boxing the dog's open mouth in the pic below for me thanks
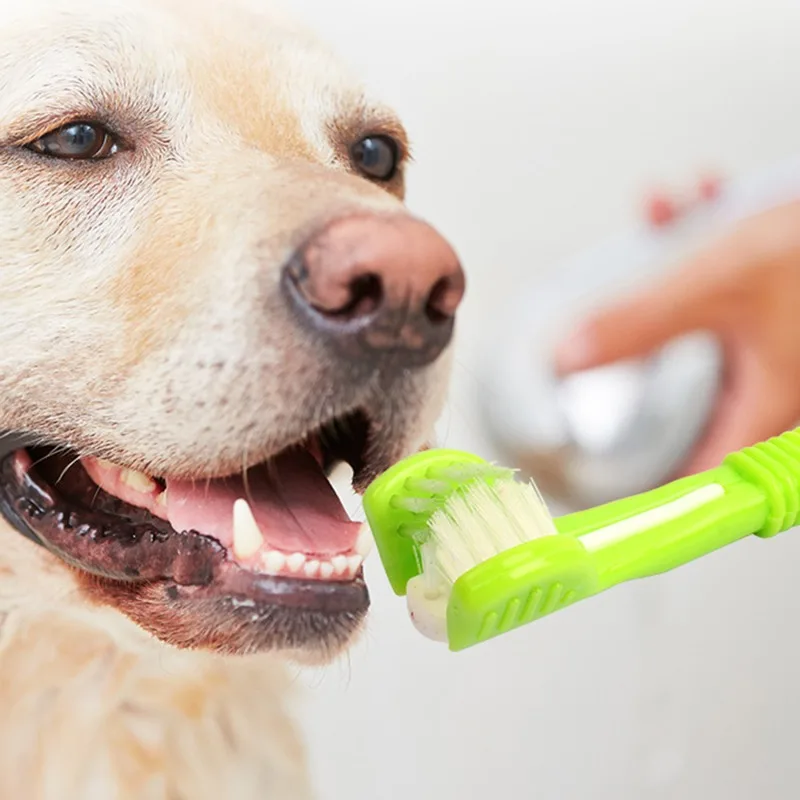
[0,411,376,621]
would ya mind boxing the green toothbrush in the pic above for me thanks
[362,429,800,652]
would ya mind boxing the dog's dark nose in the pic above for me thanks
[282,214,465,366]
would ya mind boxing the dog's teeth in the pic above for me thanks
[232,499,264,559]
[304,560,320,578]
[346,555,362,575]
[319,562,334,579]
[121,468,157,494]
[331,555,348,576]
[262,550,286,574]
[355,526,373,558]
[286,553,306,573]
[156,490,168,508]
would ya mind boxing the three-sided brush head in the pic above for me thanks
[363,449,505,595]
[364,449,600,650]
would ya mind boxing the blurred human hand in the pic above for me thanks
[554,200,800,475]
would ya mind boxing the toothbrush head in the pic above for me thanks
[362,449,504,595]
[363,449,599,650]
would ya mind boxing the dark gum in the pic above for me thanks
[0,449,369,615]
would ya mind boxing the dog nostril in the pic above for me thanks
[283,214,465,367]
[335,274,383,320]
[425,275,462,324]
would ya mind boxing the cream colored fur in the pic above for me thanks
[0,0,452,796]
[0,526,315,799]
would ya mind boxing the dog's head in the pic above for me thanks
[0,0,463,661]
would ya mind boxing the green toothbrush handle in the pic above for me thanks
[555,428,800,591]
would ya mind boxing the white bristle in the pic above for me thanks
[434,464,487,482]
[420,540,445,594]
[423,477,557,589]
[408,478,453,494]
[397,496,438,514]
[405,475,557,641]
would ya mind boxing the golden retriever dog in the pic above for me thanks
[0,0,464,796]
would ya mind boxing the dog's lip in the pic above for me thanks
[174,564,368,614]
[0,445,372,616]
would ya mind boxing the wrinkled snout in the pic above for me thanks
[282,214,465,367]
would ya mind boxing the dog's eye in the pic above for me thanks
[28,122,118,160]
[351,136,398,181]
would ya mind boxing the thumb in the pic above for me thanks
[554,254,735,375]
[680,348,800,476]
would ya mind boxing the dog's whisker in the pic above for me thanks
[340,648,353,691]
[264,456,281,485]
[242,435,254,507]
[90,484,102,510]
[55,455,84,486]
[28,449,63,471]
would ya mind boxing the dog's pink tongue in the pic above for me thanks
[165,450,359,556]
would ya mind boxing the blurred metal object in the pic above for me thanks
[483,333,721,510]
[479,158,800,510]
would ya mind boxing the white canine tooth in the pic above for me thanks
[355,526,374,558]
[331,555,348,576]
[121,468,157,494]
[263,550,286,574]
[156,490,168,507]
[346,555,363,575]
[304,560,320,578]
[286,553,306,573]
[319,562,334,579]
[232,499,264,559]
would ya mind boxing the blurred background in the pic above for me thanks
[285,0,800,797]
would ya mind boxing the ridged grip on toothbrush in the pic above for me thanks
[447,535,599,651]
[723,429,800,538]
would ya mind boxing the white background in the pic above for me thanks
[288,1,800,798]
